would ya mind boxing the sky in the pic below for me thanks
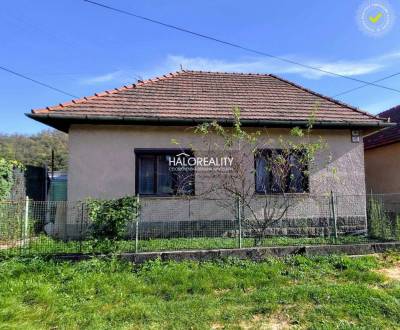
[1,0,400,134]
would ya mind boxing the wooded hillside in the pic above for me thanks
[0,130,68,170]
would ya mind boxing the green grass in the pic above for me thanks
[0,253,399,329]
[0,234,380,257]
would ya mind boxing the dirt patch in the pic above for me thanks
[0,240,23,250]
[243,287,256,294]
[0,238,35,250]
[238,312,291,330]
[213,288,231,295]
[376,263,400,281]
[267,312,291,330]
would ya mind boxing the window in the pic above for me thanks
[135,149,195,196]
[255,149,308,194]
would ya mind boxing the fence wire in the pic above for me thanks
[0,194,399,257]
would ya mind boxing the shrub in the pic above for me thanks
[0,158,23,200]
[394,214,400,241]
[86,196,140,240]
[368,197,398,240]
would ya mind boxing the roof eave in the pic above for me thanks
[26,113,395,133]
[365,137,400,150]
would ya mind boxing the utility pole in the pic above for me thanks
[51,149,55,180]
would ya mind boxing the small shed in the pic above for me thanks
[48,171,68,201]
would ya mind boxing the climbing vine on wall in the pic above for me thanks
[0,158,23,200]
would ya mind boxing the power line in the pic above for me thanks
[83,0,400,95]
[0,65,78,98]
[333,72,400,97]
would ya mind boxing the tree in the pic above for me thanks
[0,130,68,170]
[192,108,329,245]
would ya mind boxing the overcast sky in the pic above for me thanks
[1,0,400,133]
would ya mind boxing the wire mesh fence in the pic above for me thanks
[0,193,399,257]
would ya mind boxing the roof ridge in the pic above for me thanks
[183,69,270,77]
[268,73,384,121]
[31,70,186,114]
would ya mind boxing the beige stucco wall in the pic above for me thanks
[365,142,400,194]
[67,125,366,201]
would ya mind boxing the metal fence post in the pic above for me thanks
[379,195,385,239]
[79,202,84,253]
[237,196,242,249]
[18,200,24,255]
[23,196,29,246]
[330,191,338,241]
[365,191,372,236]
[135,195,140,254]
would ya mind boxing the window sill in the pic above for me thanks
[254,192,310,196]
[138,194,195,199]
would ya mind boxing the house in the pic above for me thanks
[364,105,400,196]
[26,71,391,237]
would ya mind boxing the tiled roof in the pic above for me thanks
[28,70,388,131]
[364,105,400,150]
[378,105,400,123]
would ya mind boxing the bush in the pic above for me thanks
[393,214,400,241]
[87,196,140,240]
[0,202,25,240]
[0,158,23,200]
[367,197,399,240]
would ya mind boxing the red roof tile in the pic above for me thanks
[27,70,389,131]
[364,105,400,150]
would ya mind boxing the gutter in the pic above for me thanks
[26,113,395,132]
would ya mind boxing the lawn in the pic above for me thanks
[0,253,399,329]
